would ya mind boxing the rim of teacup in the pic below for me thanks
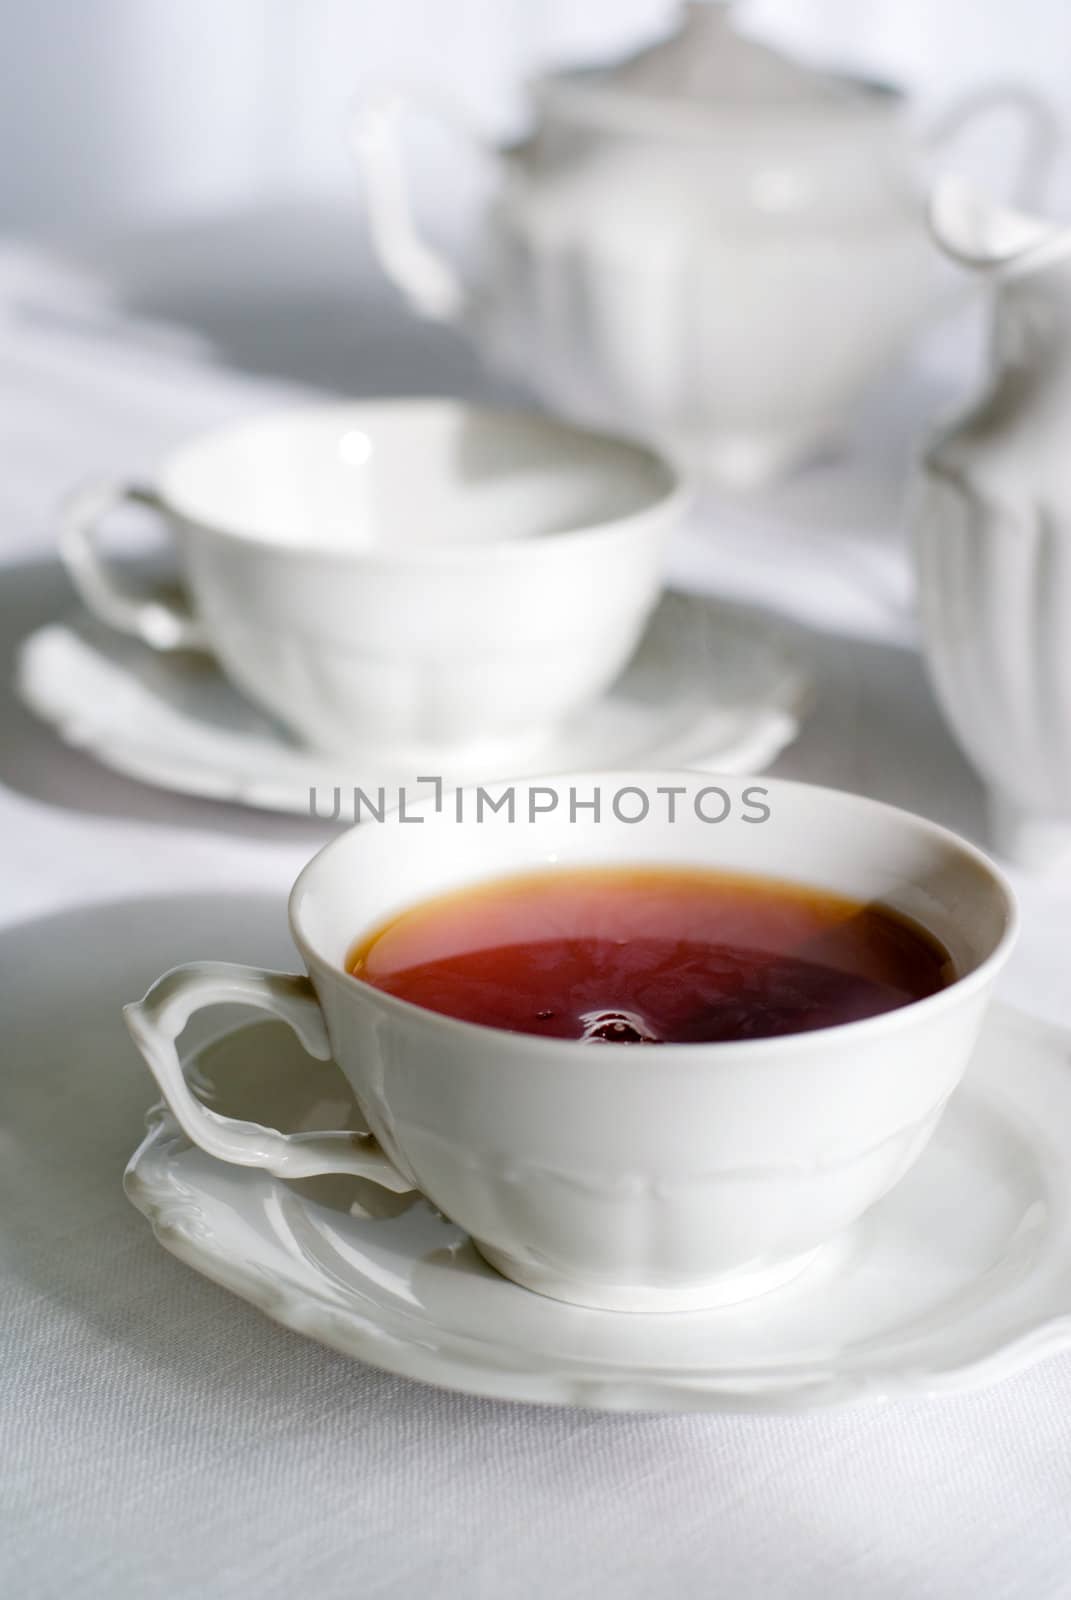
[156,397,689,563]
[287,773,1020,1061]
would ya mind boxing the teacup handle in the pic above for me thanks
[124,962,415,1190]
[59,480,209,651]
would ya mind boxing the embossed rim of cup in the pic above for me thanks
[288,772,1019,1059]
[156,398,688,565]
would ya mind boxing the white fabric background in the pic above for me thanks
[2,231,1071,1597]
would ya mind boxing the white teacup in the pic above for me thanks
[60,401,684,758]
[125,773,1016,1313]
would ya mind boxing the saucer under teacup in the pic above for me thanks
[16,593,810,813]
[126,1007,1071,1413]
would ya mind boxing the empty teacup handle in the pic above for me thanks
[59,480,209,651]
[124,962,415,1189]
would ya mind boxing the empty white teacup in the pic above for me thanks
[60,401,684,758]
[125,773,1017,1313]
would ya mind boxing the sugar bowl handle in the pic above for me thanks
[124,962,415,1189]
[927,84,1060,211]
[351,86,497,321]
[59,480,208,652]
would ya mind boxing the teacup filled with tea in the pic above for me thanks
[348,863,953,1045]
[125,773,1016,1312]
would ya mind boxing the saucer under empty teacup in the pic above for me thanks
[58,400,685,760]
[16,592,810,811]
[124,772,1016,1315]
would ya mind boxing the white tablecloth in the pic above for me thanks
[3,224,1071,1600]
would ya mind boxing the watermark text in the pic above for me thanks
[309,778,772,827]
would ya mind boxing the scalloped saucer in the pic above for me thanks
[16,592,809,814]
[125,1005,1071,1413]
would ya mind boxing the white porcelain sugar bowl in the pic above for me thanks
[354,2,1053,488]
[916,180,1071,871]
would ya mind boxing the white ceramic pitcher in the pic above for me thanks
[916,178,1071,870]
[353,3,1056,489]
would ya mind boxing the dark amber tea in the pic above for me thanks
[347,866,953,1045]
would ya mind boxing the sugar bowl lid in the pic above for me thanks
[536,1,899,135]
